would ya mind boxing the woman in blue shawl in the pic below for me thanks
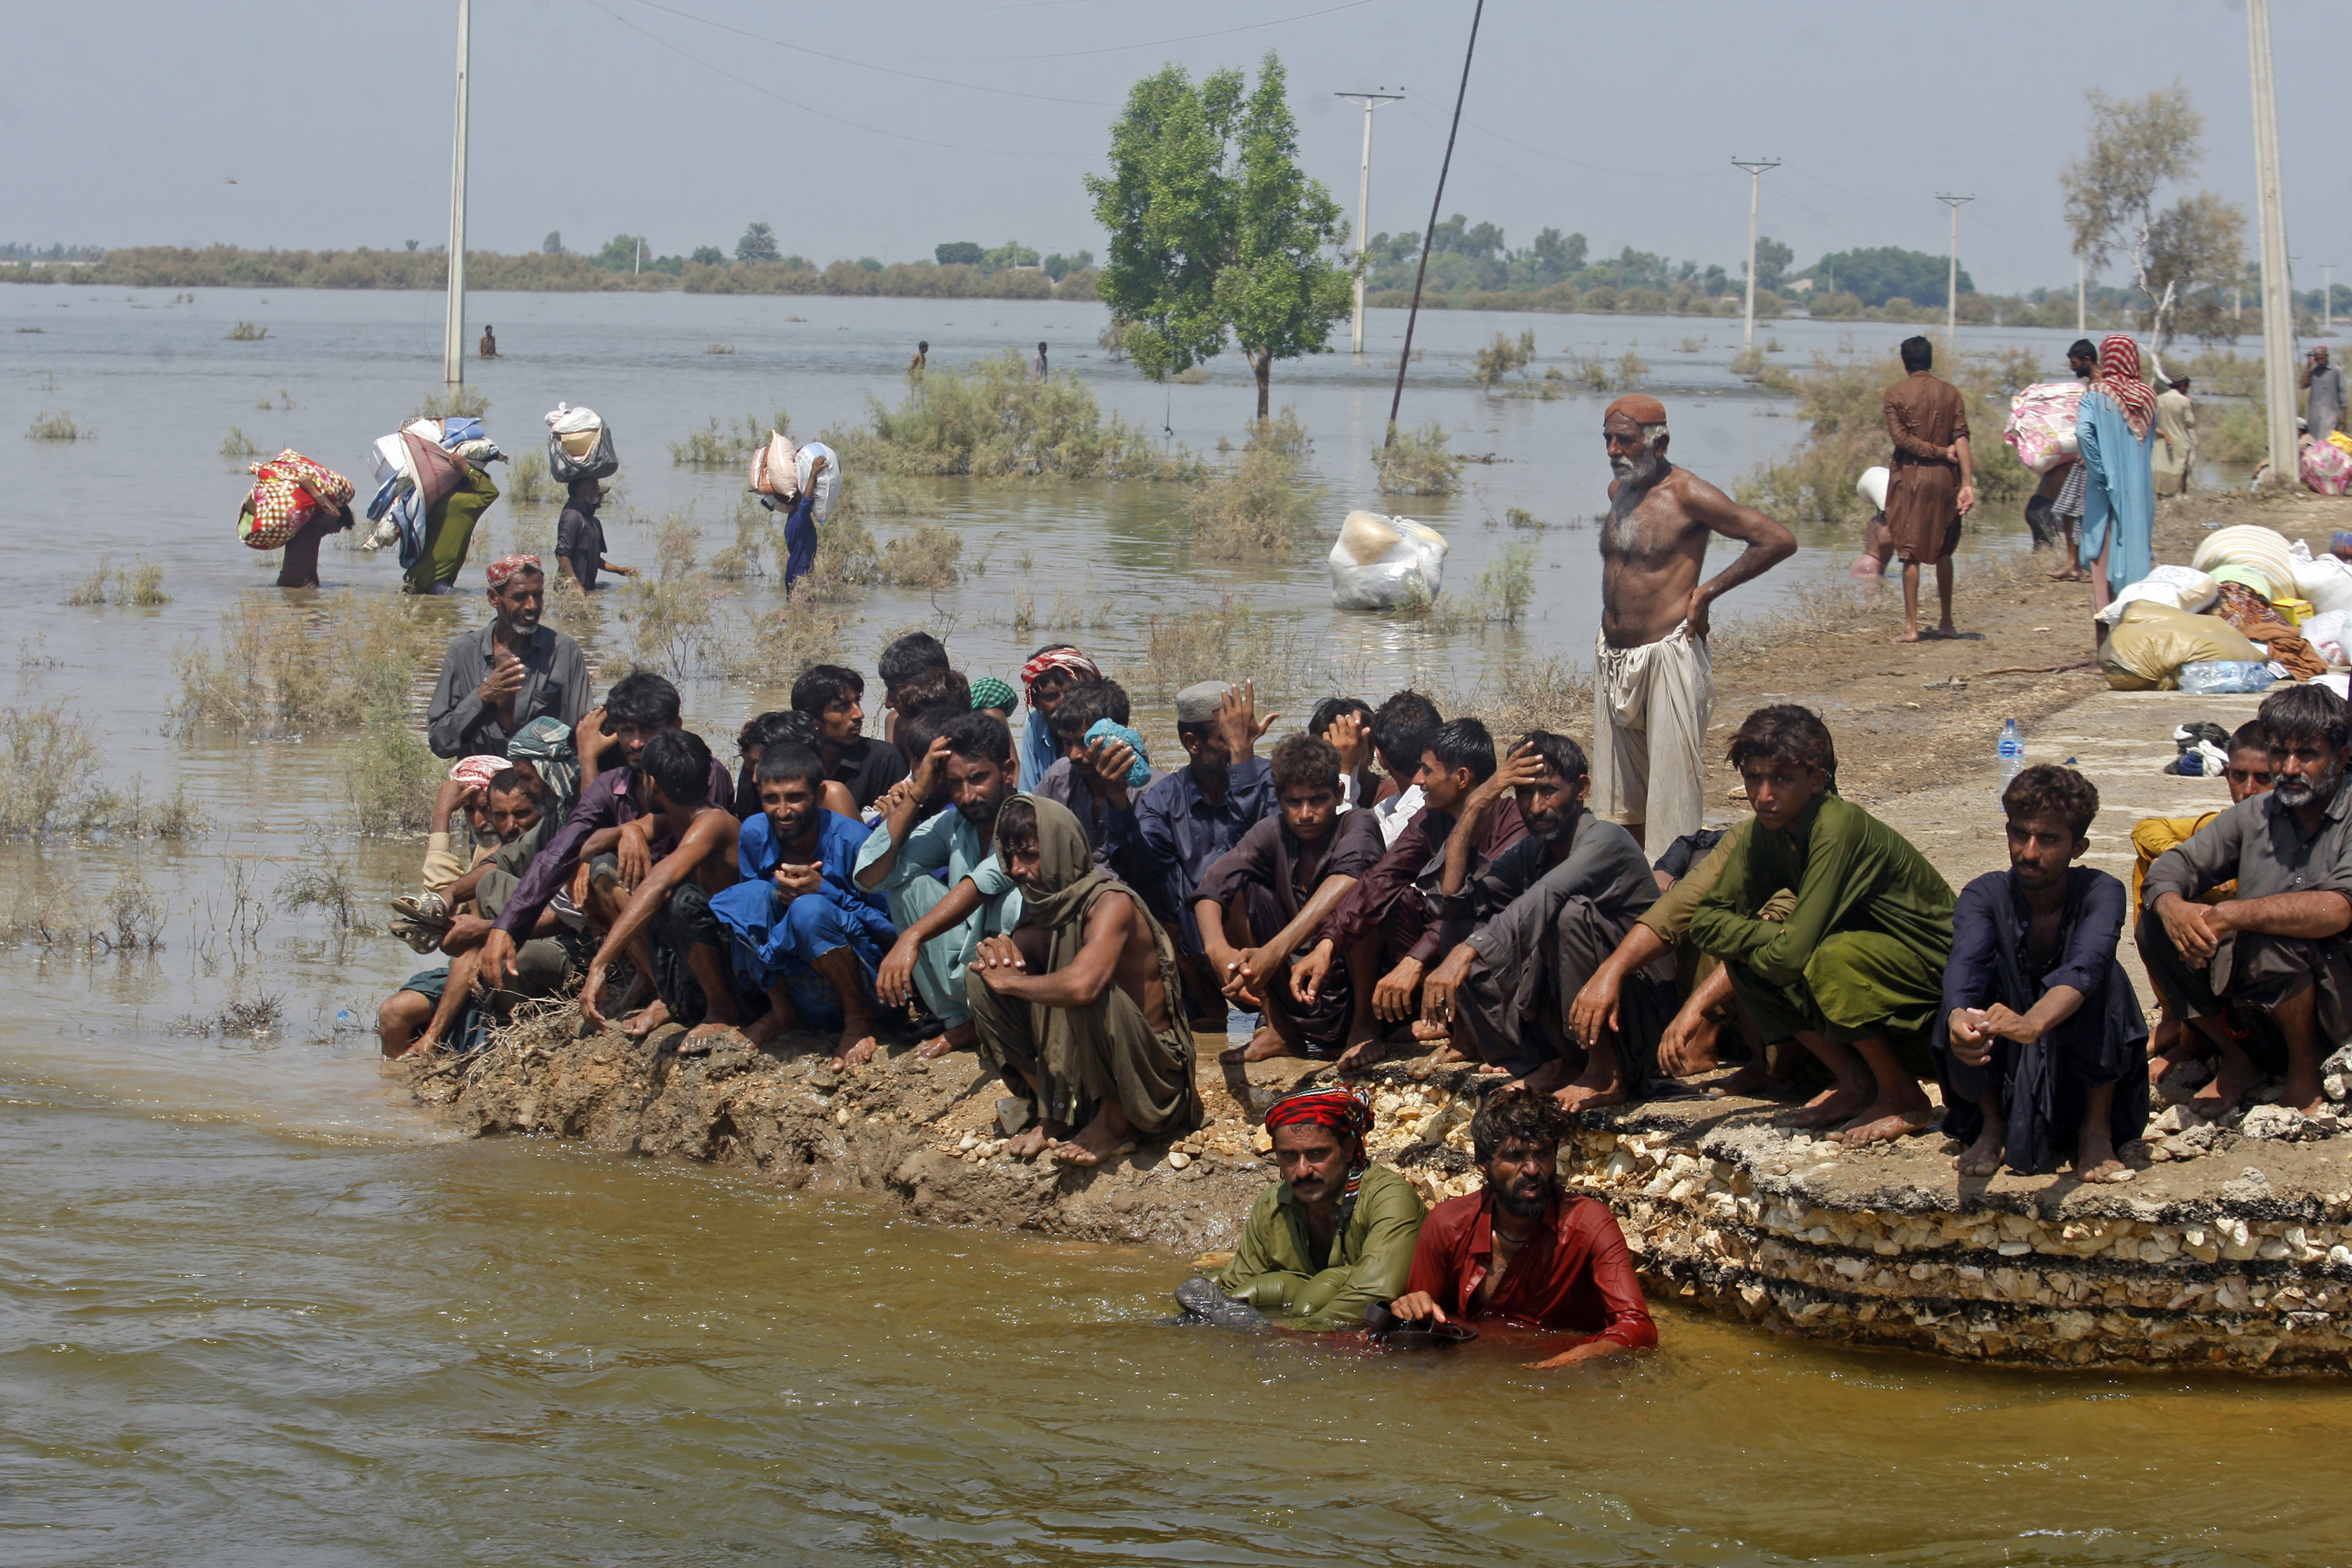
[2075,333,2160,621]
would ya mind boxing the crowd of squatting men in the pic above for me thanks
[375,508,2350,1358]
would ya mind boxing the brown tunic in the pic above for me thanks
[1882,370,1969,563]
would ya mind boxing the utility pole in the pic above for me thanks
[635,237,643,276]
[2249,0,2297,487]
[1731,157,1780,350]
[2327,264,2335,338]
[1936,194,1973,353]
[442,0,470,388]
[2076,253,2086,335]
[1387,0,1483,443]
[1335,90,1403,357]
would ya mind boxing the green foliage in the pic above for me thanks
[1373,422,1462,496]
[349,720,441,836]
[543,230,563,254]
[507,446,550,505]
[1800,247,1972,308]
[690,245,725,266]
[174,593,438,735]
[26,410,88,441]
[877,521,967,588]
[2205,402,2266,468]
[221,425,261,459]
[1186,407,1322,558]
[935,242,984,267]
[736,222,781,264]
[1218,55,1351,417]
[2062,84,2245,350]
[68,557,167,607]
[226,319,267,341]
[669,411,785,466]
[826,351,1191,480]
[982,240,1040,269]
[1472,329,1538,388]
[414,384,489,419]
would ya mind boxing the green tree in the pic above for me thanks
[2061,83,2245,354]
[542,230,563,254]
[1752,235,1793,293]
[690,245,725,267]
[736,222,781,264]
[934,241,984,267]
[1216,56,1350,418]
[1088,53,1348,416]
[594,234,648,272]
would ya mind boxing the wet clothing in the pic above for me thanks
[965,797,1196,1137]
[2138,777,2352,1074]
[1594,622,1712,856]
[403,462,499,595]
[1316,797,1528,970]
[1938,868,2149,1174]
[555,497,610,589]
[1194,808,1387,1055]
[1119,759,1276,960]
[779,485,819,591]
[276,502,353,588]
[856,804,1021,1029]
[711,809,896,1022]
[1433,809,1671,1083]
[1882,369,1969,564]
[1211,1163,1426,1331]
[490,752,737,941]
[1404,1189,1656,1350]
[424,622,593,759]
[646,878,733,1030]
[1688,794,1953,1070]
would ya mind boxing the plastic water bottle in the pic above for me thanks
[334,1007,357,1032]
[1998,719,2025,796]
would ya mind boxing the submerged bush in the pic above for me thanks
[1373,422,1463,496]
[174,593,438,735]
[507,446,550,505]
[670,411,788,466]
[26,410,89,441]
[413,384,489,420]
[227,320,268,341]
[221,426,261,460]
[68,557,168,607]
[349,720,441,836]
[827,351,1192,480]
[876,521,966,589]
[1186,408,1323,559]
[1472,329,1538,388]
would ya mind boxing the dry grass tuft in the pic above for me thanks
[68,557,169,607]
[828,351,1194,480]
[1186,408,1322,559]
[27,410,90,441]
[1373,422,1462,496]
[173,592,439,736]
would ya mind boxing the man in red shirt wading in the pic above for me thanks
[1387,1088,1657,1366]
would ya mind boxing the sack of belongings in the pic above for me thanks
[238,450,355,550]
[2003,381,2084,473]
[2192,524,2297,600]
[545,404,618,484]
[361,417,505,566]
[748,433,841,525]
[2304,437,2352,496]
[2098,598,2267,690]
[2094,563,2220,624]
[1328,510,1449,610]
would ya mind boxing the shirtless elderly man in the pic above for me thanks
[1596,394,1795,856]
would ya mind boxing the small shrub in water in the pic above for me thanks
[348,719,441,837]
[1472,329,1537,388]
[281,829,366,929]
[669,411,785,466]
[102,868,166,953]
[828,351,1191,480]
[0,700,103,836]
[507,446,550,505]
[1373,422,1462,496]
[68,556,168,607]
[413,384,490,420]
[876,521,965,589]
[226,320,268,341]
[1186,408,1322,559]
[26,410,89,441]
[221,426,261,460]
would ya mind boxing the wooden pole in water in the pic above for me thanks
[1385,1,1482,447]
[443,0,471,389]
[2249,0,2297,487]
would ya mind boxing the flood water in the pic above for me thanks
[2,286,2338,1564]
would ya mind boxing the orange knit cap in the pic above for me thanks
[1604,393,1668,428]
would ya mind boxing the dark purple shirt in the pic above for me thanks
[492,751,737,939]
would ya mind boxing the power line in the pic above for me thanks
[612,0,1117,104]
[893,0,1374,60]
[584,0,1088,156]
[1388,0,1482,442]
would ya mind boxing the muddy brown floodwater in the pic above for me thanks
[1,287,2343,1562]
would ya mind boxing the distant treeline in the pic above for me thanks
[0,245,1102,302]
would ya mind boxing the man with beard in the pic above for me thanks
[1688,706,1955,1148]
[380,769,570,1057]
[1387,1088,1655,1365]
[2141,685,2352,1118]
[1418,732,1672,1109]
[424,555,592,758]
[1289,717,1528,1065]
[1942,765,2147,1181]
[1172,1085,1424,1331]
[864,711,1025,1060]
[964,797,1202,1165]
[1193,733,1387,1066]
[1596,394,1794,855]
[709,744,897,1069]
[1119,681,1276,1022]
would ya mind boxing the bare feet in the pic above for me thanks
[739,1007,791,1049]
[397,1035,445,1060]
[1891,628,1921,644]
[1335,1037,1389,1075]
[619,1001,671,1041]
[1783,1082,1872,1129]
[1409,1018,1450,1043]
[916,1020,978,1060]
[1051,1108,1138,1168]
[1005,1121,1056,1161]
[1935,619,1959,639]
[1505,1060,1570,1098]
[1956,1123,2005,1177]
[2190,1049,2262,1119]
[1218,1025,1293,1066]
[1704,1063,1783,1099]
[1836,1098,1937,1148]
[1555,1076,1629,1113]
[2075,1125,2131,1183]
[685,1020,742,1049]
[832,1022,879,1071]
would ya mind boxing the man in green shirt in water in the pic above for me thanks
[1173,1085,1425,1331]
[1688,705,1955,1147]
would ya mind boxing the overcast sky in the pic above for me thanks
[7,0,2343,295]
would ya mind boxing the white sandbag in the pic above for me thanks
[545,403,603,436]
[2191,524,2297,600]
[1329,509,1448,610]
[2093,563,2220,624]
[2295,553,2352,616]
[749,431,797,497]
[796,440,841,525]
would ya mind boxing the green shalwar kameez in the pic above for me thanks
[1212,1163,1426,1331]
[1686,793,1954,1074]
[404,462,501,595]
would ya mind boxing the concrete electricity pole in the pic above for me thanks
[2076,254,2086,335]
[2249,0,2297,486]
[2327,264,2335,338]
[1335,90,1403,357]
[1732,158,1780,350]
[1937,194,1973,353]
[442,0,471,388]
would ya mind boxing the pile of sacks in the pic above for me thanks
[361,415,506,565]
[2098,523,2347,693]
